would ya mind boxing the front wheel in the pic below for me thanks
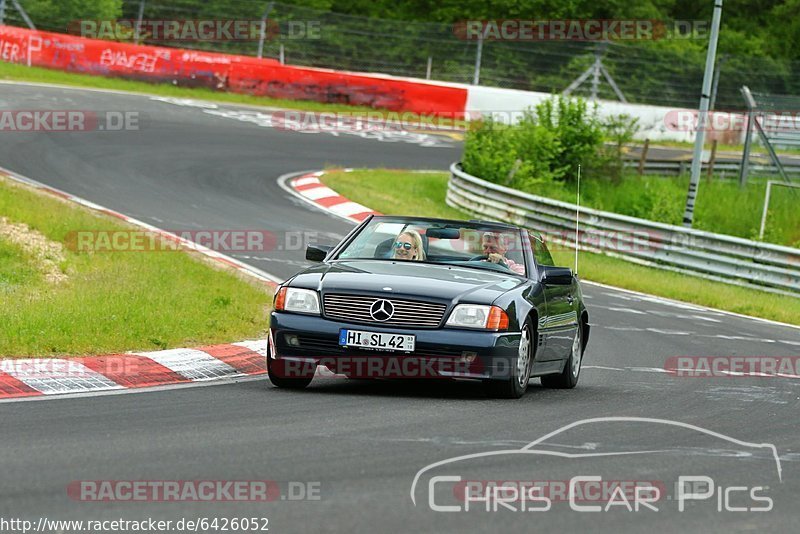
[541,323,583,389]
[483,321,533,399]
[267,348,314,389]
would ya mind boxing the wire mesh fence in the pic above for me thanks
[5,0,800,110]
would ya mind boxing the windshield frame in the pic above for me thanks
[327,215,530,278]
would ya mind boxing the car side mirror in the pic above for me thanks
[541,266,573,285]
[306,244,332,262]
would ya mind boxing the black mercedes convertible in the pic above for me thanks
[267,216,589,398]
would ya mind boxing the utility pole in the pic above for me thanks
[682,0,723,228]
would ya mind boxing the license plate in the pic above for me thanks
[339,329,415,352]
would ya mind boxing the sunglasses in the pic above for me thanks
[393,242,413,250]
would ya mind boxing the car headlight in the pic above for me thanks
[446,304,509,330]
[274,287,320,315]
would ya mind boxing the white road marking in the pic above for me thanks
[586,281,800,331]
[690,315,723,323]
[607,307,646,314]
[628,367,672,373]
[646,328,693,335]
[583,365,626,371]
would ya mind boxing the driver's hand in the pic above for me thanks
[487,253,504,264]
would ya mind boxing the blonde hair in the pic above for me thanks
[393,230,426,261]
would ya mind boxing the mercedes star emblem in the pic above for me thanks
[369,299,395,322]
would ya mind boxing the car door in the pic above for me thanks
[532,234,579,361]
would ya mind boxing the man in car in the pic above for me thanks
[481,232,525,274]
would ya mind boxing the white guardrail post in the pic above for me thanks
[447,163,800,296]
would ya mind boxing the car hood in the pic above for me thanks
[289,260,524,304]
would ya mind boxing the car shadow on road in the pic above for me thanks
[263,376,601,402]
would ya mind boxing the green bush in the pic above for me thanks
[535,97,605,183]
[461,111,562,190]
[463,100,798,247]
[463,96,608,187]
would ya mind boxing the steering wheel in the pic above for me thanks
[468,254,508,267]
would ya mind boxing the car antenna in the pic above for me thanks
[575,164,581,276]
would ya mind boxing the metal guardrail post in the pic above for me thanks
[739,85,756,188]
[637,139,649,176]
[10,0,35,29]
[753,116,791,184]
[706,139,717,179]
[760,181,800,240]
[472,26,486,85]
[759,181,774,241]
[134,0,145,45]
[257,2,275,60]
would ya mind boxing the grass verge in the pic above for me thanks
[321,169,800,325]
[0,175,271,357]
[516,172,799,248]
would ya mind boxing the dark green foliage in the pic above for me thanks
[463,96,612,187]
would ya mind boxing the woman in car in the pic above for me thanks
[391,230,426,261]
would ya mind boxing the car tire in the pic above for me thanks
[541,322,583,389]
[483,320,534,399]
[267,347,314,389]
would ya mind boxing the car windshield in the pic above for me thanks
[334,218,527,276]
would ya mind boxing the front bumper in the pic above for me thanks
[269,311,521,380]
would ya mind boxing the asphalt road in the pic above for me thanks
[1,83,799,533]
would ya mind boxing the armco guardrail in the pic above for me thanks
[447,163,800,295]
[624,159,800,176]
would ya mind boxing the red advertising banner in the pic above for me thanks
[0,25,467,117]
